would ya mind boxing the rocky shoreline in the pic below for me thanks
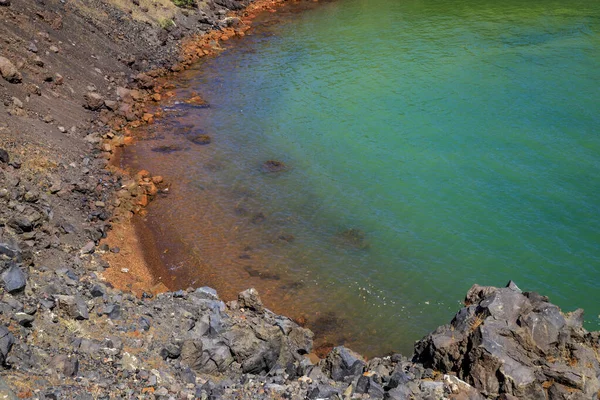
[2,0,600,398]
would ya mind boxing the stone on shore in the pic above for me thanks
[2,263,27,293]
[83,92,105,110]
[323,346,365,381]
[56,295,89,320]
[0,56,21,83]
[237,288,264,312]
[0,149,9,164]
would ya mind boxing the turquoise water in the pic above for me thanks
[127,0,600,356]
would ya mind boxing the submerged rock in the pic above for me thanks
[184,95,210,108]
[336,228,369,249]
[151,144,187,153]
[261,160,287,173]
[188,134,211,145]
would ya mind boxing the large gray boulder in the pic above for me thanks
[414,282,600,399]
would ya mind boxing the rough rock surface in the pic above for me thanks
[414,282,600,399]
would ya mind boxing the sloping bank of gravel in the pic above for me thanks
[2,0,600,398]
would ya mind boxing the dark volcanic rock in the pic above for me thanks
[215,0,244,11]
[0,149,9,164]
[7,215,34,233]
[413,281,600,399]
[0,326,14,365]
[2,263,26,293]
[323,346,365,382]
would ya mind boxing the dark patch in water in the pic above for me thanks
[188,134,212,145]
[234,206,249,217]
[204,161,225,172]
[176,124,195,135]
[335,228,370,250]
[261,160,288,173]
[250,212,266,224]
[278,234,295,243]
[243,265,280,280]
[280,281,305,291]
[151,144,187,154]
[311,311,344,337]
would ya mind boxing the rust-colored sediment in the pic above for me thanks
[100,217,169,297]
[101,0,304,296]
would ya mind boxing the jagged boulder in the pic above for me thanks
[413,281,600,399]
[322,346,366,381]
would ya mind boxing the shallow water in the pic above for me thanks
[125,0,600,356]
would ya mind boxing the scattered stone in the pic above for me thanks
[0,149,9,164]
[0,56,22,83]
[2,263,27,293]
[27,42,38,53]
[323,346,365,381]
[121,352,139,372]
[49,45,59,53]
[52,354,79,377]
[80,241,95,254]
[83,92,105,110]
[104,100,117,110]
[12,97,23,109]
[14,312,35,327]
[0,0,11,6]
[56,295,89,320]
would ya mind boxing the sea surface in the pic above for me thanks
[124,0,600,356]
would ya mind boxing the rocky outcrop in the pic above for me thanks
[414,281,600,399]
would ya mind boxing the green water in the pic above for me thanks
[130,0,600,356]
